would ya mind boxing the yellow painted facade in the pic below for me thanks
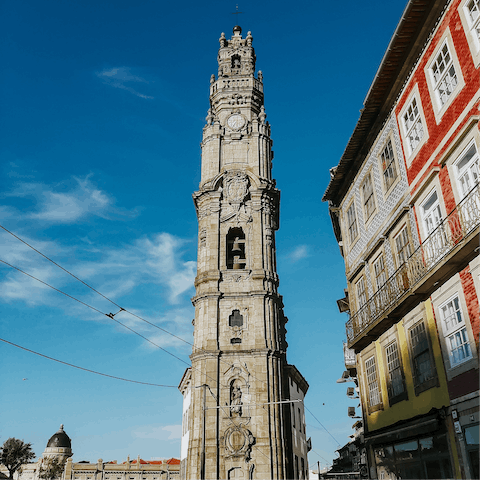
[358,299,461,478]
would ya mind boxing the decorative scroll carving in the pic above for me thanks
[221,172,252,224]
[224,425,255,460]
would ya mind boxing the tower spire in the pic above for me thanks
[179,28,309,480]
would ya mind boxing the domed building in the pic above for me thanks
[2,425,180,480]
[43,425,73,463]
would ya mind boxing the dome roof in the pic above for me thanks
[46,425,71,448]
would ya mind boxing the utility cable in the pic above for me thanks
[309,449,331,465]
[0,258,106,316]
[304,405,342,447]
[1,258,336,467]
[2,226,335,453]
[0,337,176,387]
[0,225,261,384]
[202,384,272,465]
[0,257,228,389]
[0,224,123,309]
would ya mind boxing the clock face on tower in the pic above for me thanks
[227,114,246,130]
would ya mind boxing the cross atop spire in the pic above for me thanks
[231,4,243,24]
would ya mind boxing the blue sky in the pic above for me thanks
[1,0,407,469]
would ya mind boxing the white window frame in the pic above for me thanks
[459,0,480,66]
[365,355,382,409]
[398,85,429,164]
[420,188,449,265]
[454,140,480,200]
[424,29,465,123]
[420,189,443,238]
[439,294,473,367]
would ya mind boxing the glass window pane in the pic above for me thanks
[465,425,480,445]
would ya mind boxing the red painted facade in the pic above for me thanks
[393,3,479,477]
[395,0,480,380]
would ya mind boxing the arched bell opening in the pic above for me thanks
[227,227,246,269]
[231,54,241,69]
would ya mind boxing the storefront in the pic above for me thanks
[365,409,456,479]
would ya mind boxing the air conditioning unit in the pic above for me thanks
[347,387,355,397]
[348,406,356,417]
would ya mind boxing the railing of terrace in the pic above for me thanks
[346,184,480,345]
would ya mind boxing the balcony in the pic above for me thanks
[347,185,480,351]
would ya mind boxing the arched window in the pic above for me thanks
[231,54,241,69]
[227,228,246,269]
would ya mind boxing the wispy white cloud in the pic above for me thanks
[0,175,195,350]
[4,175,138,223]
[96,67,154,100]
[288,245,309,263]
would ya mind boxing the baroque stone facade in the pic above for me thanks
[5,426,180,480]
[179,26,310,480]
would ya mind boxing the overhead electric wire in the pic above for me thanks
[0,224,254,382]
[0,337,176,387]
[2,224,342,458]
[1,224,218,356]
[0,258,106,316]
[0,224,123,309]
[310,449,331,466]
[0,257,227,389]
[304,405,342,447]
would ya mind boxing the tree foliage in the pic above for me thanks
[0,438,35,479]
[39,457,64,480]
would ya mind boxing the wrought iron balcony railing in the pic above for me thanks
[346,184,480,346]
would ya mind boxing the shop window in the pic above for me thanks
[375,434,452,479]
[464,425,480,479]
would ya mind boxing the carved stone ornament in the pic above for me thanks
[226,172,248,203]
[223,271,252,283]
[220,172,252,224]
[224,425,255,460]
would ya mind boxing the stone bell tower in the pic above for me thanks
[180,26,309,480]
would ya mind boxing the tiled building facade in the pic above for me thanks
[324,0,479,478]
